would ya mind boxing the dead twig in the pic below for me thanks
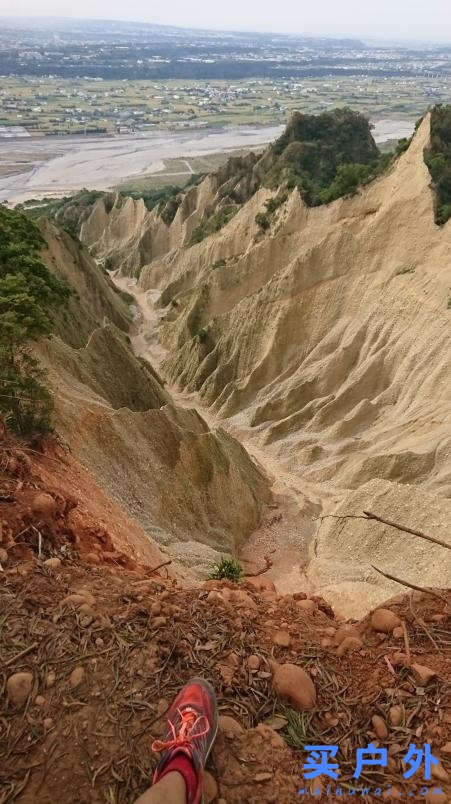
[244,550,276,578]
[371,565,448,604]
[3,641,38,668]
[401,619,411,664]
[148,559,172,575]
[363,510,451,551]
[408,593,440,653]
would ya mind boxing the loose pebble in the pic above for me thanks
[372,714,388,739]
[271,662,316,711]
[6,672,33,709]
[370,609,401,633]
[69,666,85,689]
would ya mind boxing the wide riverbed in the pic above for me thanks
[0,118,415,203]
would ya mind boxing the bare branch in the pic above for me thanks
[364,510,451,551]
[371,564,448,604]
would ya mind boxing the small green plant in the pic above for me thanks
[264,192,288,214]
[212,259,226,269]
[255,212,270,231]
[208,557,243,582]
[189,206,238,246]
[281,707,313,751]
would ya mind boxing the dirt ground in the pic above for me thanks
[0,434,450,804]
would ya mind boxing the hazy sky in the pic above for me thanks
[3,0,451,43]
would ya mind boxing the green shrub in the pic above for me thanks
[255,212,270,230]
[319,163,373,203]
[208,557,243,582]
[264,192,288,214]
[0,205,71,437]
[395,137,412,156]
[424,105,451,225]
[264,108,380,205]
[188,205,238,246]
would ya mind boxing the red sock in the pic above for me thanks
[155,752,199,803]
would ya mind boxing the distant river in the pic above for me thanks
[0,118,415,203]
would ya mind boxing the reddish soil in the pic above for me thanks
[0,432,450,803]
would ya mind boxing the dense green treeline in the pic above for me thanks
[0,206,71,437]
[425,104,451,225]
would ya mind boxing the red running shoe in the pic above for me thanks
[151,677,218,804]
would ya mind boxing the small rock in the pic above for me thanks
[272,629,291,647]
[44,557,61,570]
[336,636,363,656]
[391,652,410,667]
[153,616,167,628]
[46,672,56,688]
[332,624,359,647]
[6,672,33,709]
[157,698,168,716]
[440,741,451,755]
[85,552,100,565]
[370,609,401,633]
[69,666,85,689]
[431,761,449,782]
[43,717,53,731]
[255,723,285,747]
[254,773,272,782]
[219,715,245,737]
[244,577,276,593]
[31,493,57,520]
[389,705,404,726]
[372,714,388,739]
[34,695,45,707]
[95,637,104,647]
[430,613,445,624]
[206,590,225,605]
[272,662,316,711]
[247,654,261,671]
[203,771,218,804]
[74,589,96,606]
[392,626,404,639]
[296,599,317,612]
[321,637,333,648]
[0,547,8,565]
[323,712,339,727]
[150,601,162,616]
[230,589,257,610]
[411,663,437,685]
[61,594,92,609]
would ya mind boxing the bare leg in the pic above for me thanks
[135,771,187,804]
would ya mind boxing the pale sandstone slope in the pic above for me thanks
[131,115,451,499]
[35,223,272,574]
[81,174,229,276]
[78,115,451,612]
